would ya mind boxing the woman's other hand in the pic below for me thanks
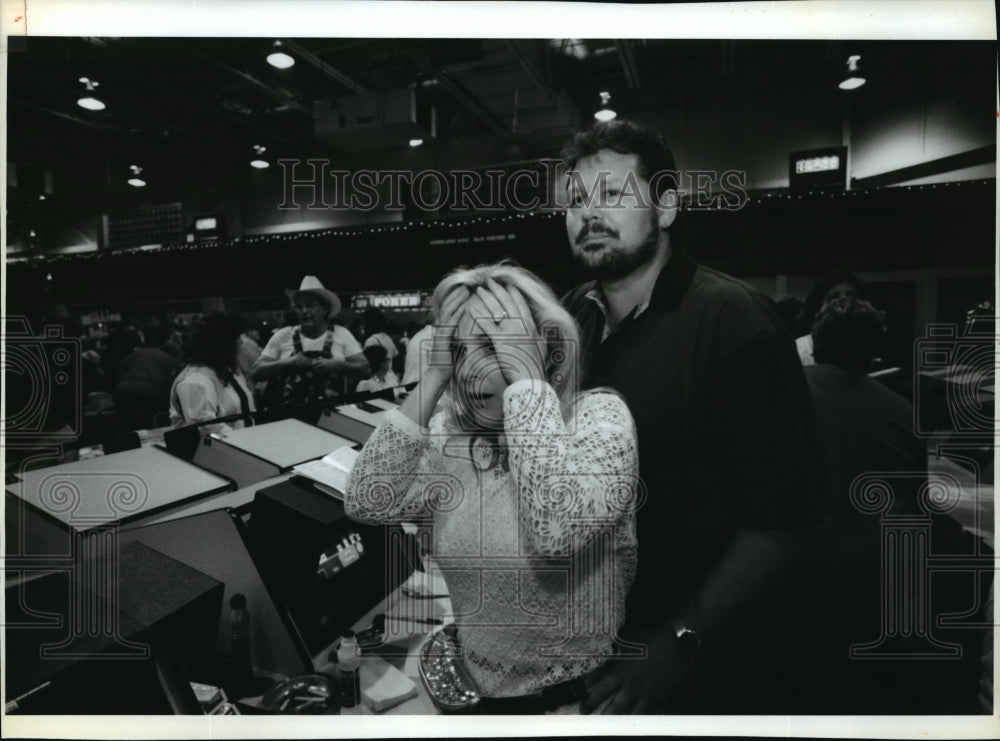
[423,286,469,386]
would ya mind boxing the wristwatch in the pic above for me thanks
[669,617,701,654]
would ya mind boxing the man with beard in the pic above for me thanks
[560,120,826,713]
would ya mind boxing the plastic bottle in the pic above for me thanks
[337,631,361,707]
[228,593,252,695]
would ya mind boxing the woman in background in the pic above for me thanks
[169,312,255,436]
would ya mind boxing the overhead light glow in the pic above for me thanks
[77,76,105,110]
[594,90,617,121]
[77,96,105,111]
[267,50,295,69]
[839,55,866,90]
[250,159,270,169]
[409,138,424,148]
[127,178,146,187]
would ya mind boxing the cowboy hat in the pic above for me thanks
[289,276,342,316]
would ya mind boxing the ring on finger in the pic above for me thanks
[493,310,508,324]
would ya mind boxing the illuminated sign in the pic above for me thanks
[789,146,848,191]
[795,155,840,174]
[352,291,428,311]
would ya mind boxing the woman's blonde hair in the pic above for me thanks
[432,261,580,420]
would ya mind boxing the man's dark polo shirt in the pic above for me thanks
[564,249,825,628]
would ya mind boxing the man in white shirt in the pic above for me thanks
[252,276,369,406]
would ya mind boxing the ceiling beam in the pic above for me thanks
[279,39,369,95]
[615,40,641,89]
[180,46,314,118]
[44,39,295,146]
[503,40,558,104]
[9,97,120,134]
[406,48,515,142]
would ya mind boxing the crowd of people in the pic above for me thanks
[10,118,991,715]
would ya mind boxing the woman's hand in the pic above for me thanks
[467,279,546,386]
[422,286,470,386]
[397,286,470,429]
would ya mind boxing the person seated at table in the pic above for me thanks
[252,276,369,407]
[782,297,992,713]
[362,308,400,365]
[169,312,256,437]
[113,323,180,430]
[795,271,866,366]
[356,345,402,397]
[345,263,639,711]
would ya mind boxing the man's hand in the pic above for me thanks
[286,353,313,370]
[581,626,692,714]
[310,357,343,374]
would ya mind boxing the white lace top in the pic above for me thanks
[345,379,639,697]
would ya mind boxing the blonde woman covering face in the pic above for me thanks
[345,263,639,709]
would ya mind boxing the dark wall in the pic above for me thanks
[7,179,994,319]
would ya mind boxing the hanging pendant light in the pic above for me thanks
[266,41,295,69]
[77,77,106,111]
[838,55,866,90]
[594,91,617,122]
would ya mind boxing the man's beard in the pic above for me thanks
[573,232,660,282]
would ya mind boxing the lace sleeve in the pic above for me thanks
[503,380,639,559]
[344,408,446,524]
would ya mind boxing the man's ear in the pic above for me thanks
[656,189,679,230]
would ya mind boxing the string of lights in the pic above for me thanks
[15,178,993,266]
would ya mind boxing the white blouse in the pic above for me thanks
[169,364,256,436]
[345,379,638,697]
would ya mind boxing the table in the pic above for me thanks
[239,567,452,715]
[217,419,355,470]
[5,445,231,531]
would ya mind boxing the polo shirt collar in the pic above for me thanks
[584,247,697,329]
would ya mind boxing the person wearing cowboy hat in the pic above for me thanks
[252,276,369,407]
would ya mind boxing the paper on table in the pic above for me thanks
[360,657,418,712]
[292,445,359,497]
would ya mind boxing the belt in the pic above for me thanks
[475,677,586,714]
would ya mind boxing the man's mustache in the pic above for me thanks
[576,222,620,245]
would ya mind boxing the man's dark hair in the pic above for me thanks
[774,295,805,337]
[811,297,884,373]
[362,343,388,371]
[802,271,866,331]
[184,312,246,381]
[143,322,170,348]
[560,119,680,200]
[363,308,388,334]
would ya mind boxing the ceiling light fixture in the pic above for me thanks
[250,144,270,169]
[266,41,295,69]
[77,77,106,111]
[838,55,866,90]
[409,138,424,148]
[127,164,146,188]
[594,91,617,122]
